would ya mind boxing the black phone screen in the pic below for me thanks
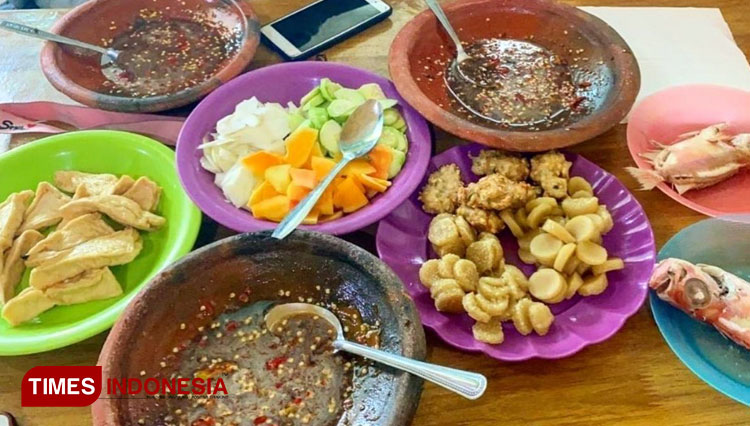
[271,0,383,52]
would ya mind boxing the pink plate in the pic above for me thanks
[375,144,656,361]
[627,84,750,216]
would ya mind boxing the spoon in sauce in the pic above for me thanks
[0,20,120,67]
[272,99,384,240]
[266,303,488,400]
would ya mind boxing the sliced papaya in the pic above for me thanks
[289,168,317,189]
[311,156,337,181]
[315,187,335,216]
[333,175,369,213]
[368,144,393,180]
[265,164,291,193]
[284,127,319,168]
[241,151,284,177]
[248,180,279,207]
[341,159,376,177]
[251,195,291,221]
[355,173,391,193]
[287,183,311,202]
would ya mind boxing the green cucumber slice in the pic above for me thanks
[378,99,399,109]
[393,117,407,132]
[377,127,403,151]
[302,94,325,111]
[388,148,407,179]
[300,87,321,106]
[308,107,329,129]
[320,78,342,101]
[327,99,357,118]
[288,111,306,132]
[319,120,342,156]
[358,83,386,100]
[383,108,400,126]
[334,88,366,106]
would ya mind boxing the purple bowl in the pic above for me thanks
[376,144,656,361]
[177,62,432,234]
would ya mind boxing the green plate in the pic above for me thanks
[0,130,201,355]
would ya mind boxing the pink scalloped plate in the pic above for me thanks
[375,144,656,361]
[627,84,750,216]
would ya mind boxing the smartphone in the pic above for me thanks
[261,0,392,61]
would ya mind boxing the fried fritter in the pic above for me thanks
[530,151,572,199]
[458,174,536,211]
[419,164,464,214]
[470,150,530,181]
[456,204,505,233]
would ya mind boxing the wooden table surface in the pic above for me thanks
[2,0,750,424]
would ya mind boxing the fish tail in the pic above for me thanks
[626,167,663,190]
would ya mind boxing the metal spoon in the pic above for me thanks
[265,303,487,400]
[0,20,120,67]
[272,99,384,240]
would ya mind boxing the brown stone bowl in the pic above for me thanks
[389,0,640,151]
[40,0,260,113]
[92,231,426,425]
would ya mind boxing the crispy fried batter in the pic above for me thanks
[419,164,464,214]
[530,151,572,199]
[458,174,536,211]
[456,204,505,233]
[470,150,530,181]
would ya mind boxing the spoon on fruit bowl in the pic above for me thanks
[272,99,384,240]
[0,20,120,67]
[265,303,488,400]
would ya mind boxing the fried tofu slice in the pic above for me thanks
[59,195,165,232]
[17,182,71,234]
[26,213,115,267]
[29,228,142,290]
[54,171,119,195]
[1,287,55,326]
[122,176,161,212]
[44,267,122,305]
[0,190,34,252]
[0,230,44,304]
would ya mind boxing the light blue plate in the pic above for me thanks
[651,217,750,405]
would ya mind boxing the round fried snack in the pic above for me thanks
[428,216,459,246]
[477,277,509,300]
[479,232,504,260]
[561,196,599,217]
[500,209,524,238]
[576,261,591,276]
[597,205,614,233]
[563,255,580,276]
[578,274,609,296]
[435,287,466,313]
[518,248,537,265]
[568,176,593,196]
[429,278,462,299]
[529,233,563,266]
[553,242,577,272]
[514,208,529,230]
[453,259,479,292]
[454,215,477,247]
[419,259,442,288]
[584,213,605,233]
[503,264,529,292]
[526,197,557,211]
[476,292,510,316]
[542,219,575,244]
[529,268,566,303]
[463,293,492,323]
[527,203,554,229]
[592,257,625,275]
[472,318,505,344]
[511,298,534,335]
[518,229,541,250]
[565,272,584,299]
[528,302,554,335]
[435,238,466,257]
[438,254,461,278]
[466,238,502,274]
[565,215,598,242]
[576,241,608,266]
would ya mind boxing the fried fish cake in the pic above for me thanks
[459,174,536,211]
[419,164,465,214]
[470,150,530,181]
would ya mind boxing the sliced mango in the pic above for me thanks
[356,173,391,193]
[311,156,337,181]
[248,180,279,207]
[315,187,335,216]
[341,159,376,177]
[287,183,311,202]
[284,127,319,168]
[242,151,284,177]
[265,164,291,193]
[289,168,317,189]
[320,211,344,223]
[302,209,319,225]
[251,195,291,221]
[368,144,393,180]
[333,176,369,213]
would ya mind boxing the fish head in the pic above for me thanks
[649,258,724,313]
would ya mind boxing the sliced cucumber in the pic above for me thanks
[319,120,342,156]
[383,108,400,126]
[320,78,342,101]
[334,88,366,106]
[358,83,386,100]
[388,148,407,179]
[308,106,329,129]
[378,99,399,109]
[327,99,357,118]
[288,111,306,132]
[300,87,321,106]
[302,93,326,111]
[378,127,405,152]
[393,117,407,132]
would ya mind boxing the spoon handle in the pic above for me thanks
[336,340,487,400]
[272,154,352,240]
[0,20,109,55]
[423,0,467,58]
